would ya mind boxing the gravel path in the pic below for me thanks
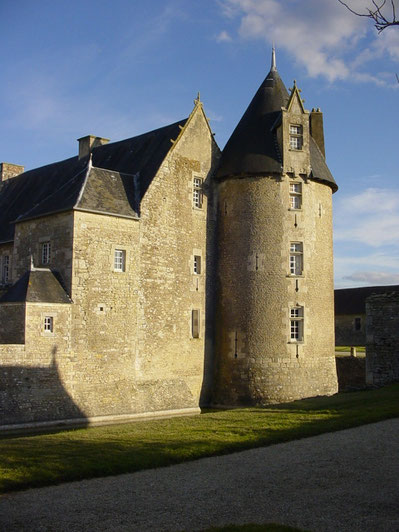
[1,418,398,532]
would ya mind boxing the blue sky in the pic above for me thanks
[1,0,398,288]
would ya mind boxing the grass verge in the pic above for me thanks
[1,383,398,493]
[335,346,365,353]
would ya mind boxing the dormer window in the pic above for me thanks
[289,124,303,150]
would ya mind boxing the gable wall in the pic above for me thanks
[135,106,218,410]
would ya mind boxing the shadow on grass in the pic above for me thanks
[1,383,398,493]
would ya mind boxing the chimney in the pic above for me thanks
[0,162,25,182]
[77,135,110,160]
[310,108,325,158]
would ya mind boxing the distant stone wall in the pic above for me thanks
[335,355,365,392]
[366,292,399,386]
[335,313,366,346]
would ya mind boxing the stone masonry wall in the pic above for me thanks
[366,292,399,386]
[335,313,366,346]
[13,212,74,294]
[214,175,337,405]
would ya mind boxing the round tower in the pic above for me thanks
[213,50,338,405]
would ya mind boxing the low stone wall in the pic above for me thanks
[366,292,399,386]
[335,355,366,392]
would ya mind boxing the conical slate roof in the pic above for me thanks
[216,58,337,191]
[216,67,288,179]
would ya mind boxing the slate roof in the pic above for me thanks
[0,269,71,304]
[334,285,399,315]
[216,67,337,192]
[0,119,187,243]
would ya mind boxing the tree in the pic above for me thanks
[338,0,399,32]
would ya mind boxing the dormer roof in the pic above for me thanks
[216,67,288,179]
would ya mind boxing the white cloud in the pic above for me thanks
[218,0,399,84]
[334,187,399,246]
[216,30,233,42]
[343,271,399,285]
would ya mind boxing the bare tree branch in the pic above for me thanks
[338,0,399,32]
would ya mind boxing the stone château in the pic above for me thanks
[0,51,338,430]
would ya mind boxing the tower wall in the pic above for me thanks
[213,174,338,405]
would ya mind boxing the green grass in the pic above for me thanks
[1,383,398,494]
[335,346,365,353]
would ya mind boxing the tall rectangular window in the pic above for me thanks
[41,242,51,265]
[289,182,302,209]
[114,249,126,272]
[289,124,303,150]
[193,255,201,274]
[2,255,9,283]
[289,242,303,275]
[193,177,203,208]
[290,306,304,341]
[354,317,362,331]
[44,316,54,333]
[192,309,200,338]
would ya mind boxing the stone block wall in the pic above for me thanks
[335,314,365,346]
[366,292,399,386]
[13,212,74,294]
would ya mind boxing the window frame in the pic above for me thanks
[2,255,9,284]
[44,316,54,334]
[290,306,304,342]
[289,182,302,210]
[289,242,303,276]
[289,124,303,151]
[192,177,203,209]
[113,249,126,272]
[41,241,51,265]
[193,255,201,275]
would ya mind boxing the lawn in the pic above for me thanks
[335,346,365,353]
[1,383,398,493]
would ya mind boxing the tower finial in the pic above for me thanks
[271,44,277,72]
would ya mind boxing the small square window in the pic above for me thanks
[193,255,201,274]
[41,242,51,265]
[44,316,53,333]
[193,177,203,209]
[114,249,126,272]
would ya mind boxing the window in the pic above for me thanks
[354,317,361,331]
[192,309,200,338]
[289,242,303,275]
[193,255,201,274]
[193,177,203,208]
[290,306,304,341]
[44,316,53,333]
[114,249,126,272]
[2,255,9,283]
[41,242,51,265]
[289,182,302,209]
[289,124,303,150]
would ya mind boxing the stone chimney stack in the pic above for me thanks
[310,108,325,158]
[77,135,110,160]
[0,162,25,182]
